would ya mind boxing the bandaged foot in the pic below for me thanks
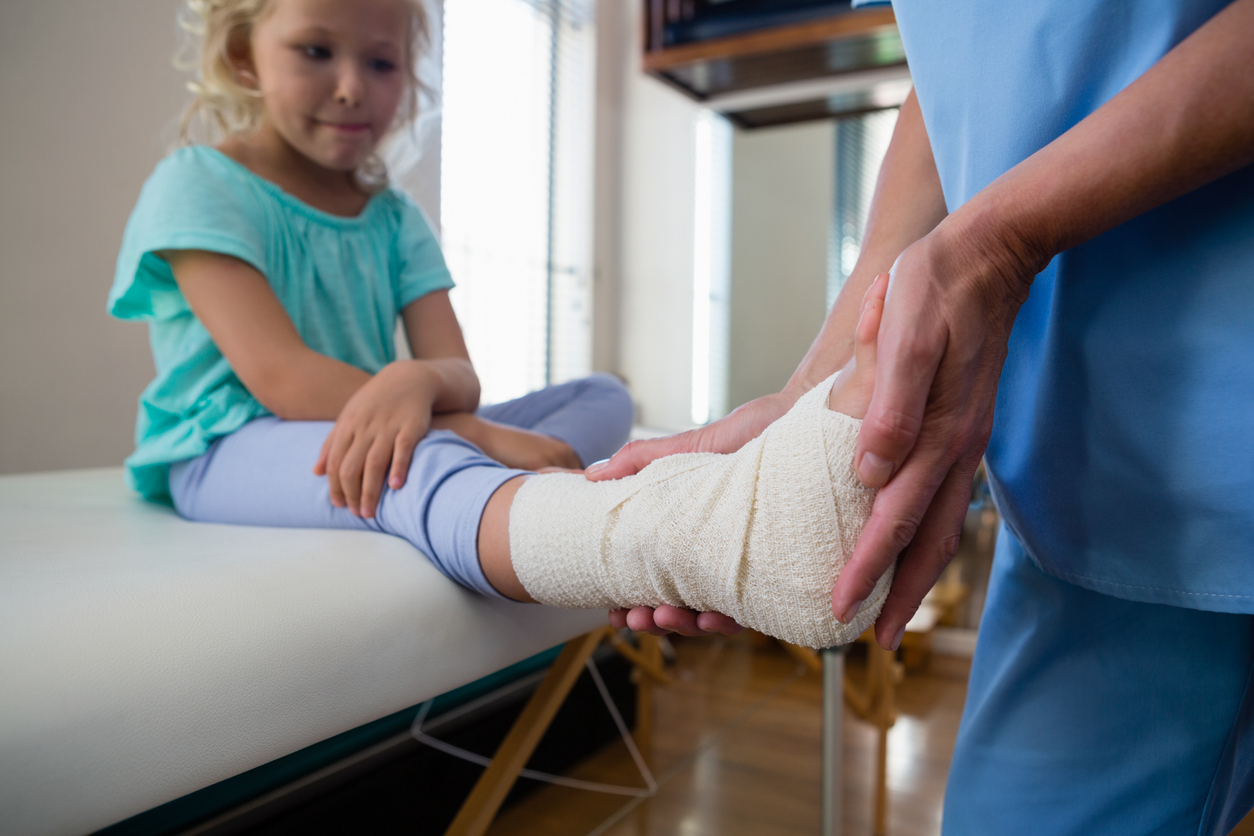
[508,372,887,649]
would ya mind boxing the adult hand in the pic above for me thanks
[584,390,797,481]
[832,216,1043,650]
[608,605,745,638]
[314,360,438,518]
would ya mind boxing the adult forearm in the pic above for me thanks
[785,89,949,396]
[949,0,1254,279]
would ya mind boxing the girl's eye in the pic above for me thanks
[301,44,331,60]
[368,58,397,73]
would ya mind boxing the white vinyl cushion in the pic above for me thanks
[0,469,606,836]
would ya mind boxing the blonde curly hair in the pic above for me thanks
[176,0,432,187]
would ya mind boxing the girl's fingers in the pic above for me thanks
[325,430,352,508]
[389,428,420,491]
[338,437,369,515]
[359,436,393,518]
[314,433,331,476]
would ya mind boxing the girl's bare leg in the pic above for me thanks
[478,475,534,601]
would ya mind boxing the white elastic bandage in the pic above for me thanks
[509,374,890,649]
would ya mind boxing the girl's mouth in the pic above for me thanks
[319,121,371,134]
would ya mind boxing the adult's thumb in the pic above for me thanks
[584,432,699,482]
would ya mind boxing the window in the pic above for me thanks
[441,0,596,406]
[692,110,732,425]
[828,107,899,309]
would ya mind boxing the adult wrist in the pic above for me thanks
[929,193,1053,313]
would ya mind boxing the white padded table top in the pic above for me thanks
[0,468,605,836]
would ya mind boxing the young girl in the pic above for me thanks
[109,0,633,599]
[110,0,891,649]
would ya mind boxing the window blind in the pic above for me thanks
[828,107,899,310]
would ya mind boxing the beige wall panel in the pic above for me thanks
[728,120,833,409]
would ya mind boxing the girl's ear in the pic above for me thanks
[226,29,259,90]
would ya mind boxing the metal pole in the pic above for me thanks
[821,644,847,836]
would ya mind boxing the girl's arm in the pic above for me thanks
[398,288,481,413]
[313,289,481,516]
[408,296,583,472]
[167,250,480,517]
[166,250,371,419]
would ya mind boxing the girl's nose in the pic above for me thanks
[334,63,365,107]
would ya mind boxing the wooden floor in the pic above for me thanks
[488,634,971,836]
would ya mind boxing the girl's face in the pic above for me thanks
[244,0,409,172]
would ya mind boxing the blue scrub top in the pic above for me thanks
[883,0,1254,611]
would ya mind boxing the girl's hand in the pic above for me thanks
[314,361,440,518]
[433,413,581,472]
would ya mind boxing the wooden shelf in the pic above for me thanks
[643,5,906,128]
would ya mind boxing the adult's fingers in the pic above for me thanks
[585,432,703,482]
[587,392,794,483]
[624,607,674,636]
[613,606,742,636]
[832,435,952,624]
[854,305,944,489]
[650,605,716,637]
[872,447,984,649]
[695,611,745,635]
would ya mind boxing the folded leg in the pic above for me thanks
[169,420,524,598]
[477,373,633,467]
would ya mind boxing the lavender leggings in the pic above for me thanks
[169,374,633,598]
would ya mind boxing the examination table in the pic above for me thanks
[0,468,606,835]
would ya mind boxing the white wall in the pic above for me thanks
[0,2,187,475]
[727,121,833,407]
[595,0,704,432]
[0,1,439,475]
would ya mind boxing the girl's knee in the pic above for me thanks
[584,373,633,415]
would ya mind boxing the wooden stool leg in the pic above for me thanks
[635,633,663,836]
[867,641,896,836]
[632,633,664,763]
[873,723,889,836]
[444,630,605,836]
